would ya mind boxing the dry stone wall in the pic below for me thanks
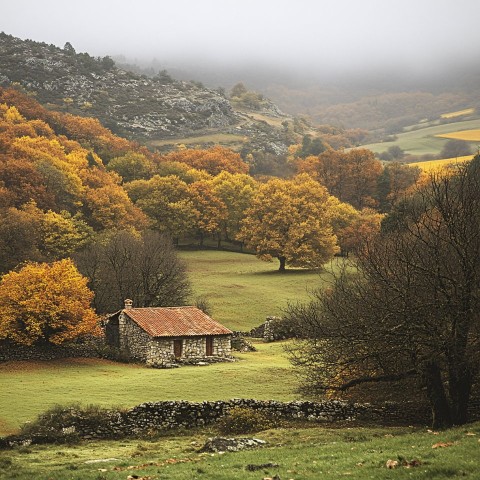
[0,337,103,362]
[3,398,480,447]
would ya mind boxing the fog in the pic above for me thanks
[3,0,480,85]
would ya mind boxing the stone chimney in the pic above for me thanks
[124,299,133,310]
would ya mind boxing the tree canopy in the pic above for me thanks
[0,259,98,346]
[238,174,339,271]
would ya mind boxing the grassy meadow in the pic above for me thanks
[0,341,296,435]
[148,132,246,151]
[360,118,480,156]
[0,250,337,435]
[179,249,337,331]
[1,421,479,479]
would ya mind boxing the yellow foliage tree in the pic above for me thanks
[211,171,257,242]
[0,259,98,346]
[189,181,227,246]
[238,174,339,271]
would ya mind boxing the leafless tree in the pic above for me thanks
[75,230,191,313]
[286,157,480,428]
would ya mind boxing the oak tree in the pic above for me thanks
[238,174,338,271]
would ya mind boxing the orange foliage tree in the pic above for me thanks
[299,148,383,209]
[162,146,249,176]
[189,181,227,246]
[0,259,98,346]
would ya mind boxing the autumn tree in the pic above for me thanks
[106,151,153,182]
[327,199,383,256]
[40,210,93,259]
[376,162,421,212]
[211,171,257,243]
[0,259,98,346]
[74,230,191,313]
[126,175,196,241]
[0,155,55,209]
[162,146,249,176]
[286,157,480,428]
[189,181,227,246]
[238,174,338,271]
[299,148,383,209]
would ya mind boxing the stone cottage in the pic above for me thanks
[105,300,232,366]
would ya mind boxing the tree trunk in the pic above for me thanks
[199,233,204,247]
[423,361,452,429]
[278,256,286,272]
[448,361,472,425]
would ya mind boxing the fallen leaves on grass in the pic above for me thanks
[386,459,399,469]
[432,442,454,449]
[112,456,197,471]
[386,458,422,469]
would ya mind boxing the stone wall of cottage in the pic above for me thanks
[183,337,205,357]
[146,335,232,367]
[147,338,174,366]
[213,336,231,356]
[118,313,151,361]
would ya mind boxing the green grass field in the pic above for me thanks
[0,251,340,435]
[1,421,479,479]
[0,341,296,435]
[180,250,338,331]
[360,118,480,156]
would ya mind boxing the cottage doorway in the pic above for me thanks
[173,339,183,359]
[206,337,213,356]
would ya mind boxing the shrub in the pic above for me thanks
[20,404,116,443]
[216,407,277,435]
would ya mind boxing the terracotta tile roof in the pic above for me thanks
[122,306,232,337]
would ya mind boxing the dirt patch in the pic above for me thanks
[0,417,18,436]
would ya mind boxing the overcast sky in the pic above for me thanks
[2,0,480,76]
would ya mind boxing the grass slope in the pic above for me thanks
[409,155,474,171]
[436,129,480,141]
[1,421,479,479]
[360,118,480,155]
[440,108,475,119]
[180,250,337,331]
[0,341,296,435]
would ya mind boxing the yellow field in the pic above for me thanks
[440,108,475,119]
[409,155,473,171]
[436,129,480,141]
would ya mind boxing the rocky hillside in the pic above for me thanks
[0,32,236,139]
[0,33,295,155]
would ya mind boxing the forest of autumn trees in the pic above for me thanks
[0,86,421,344]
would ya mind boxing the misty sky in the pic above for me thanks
[2,0,480,76]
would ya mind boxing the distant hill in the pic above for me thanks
[134,57,480,135]
[0,33,295,155]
